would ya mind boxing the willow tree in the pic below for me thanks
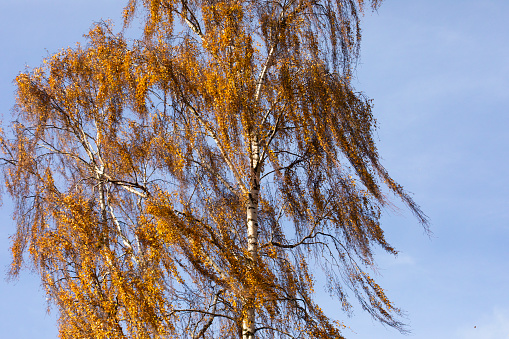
[1,0,427,338]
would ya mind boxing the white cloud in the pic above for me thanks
[457,308,509,339]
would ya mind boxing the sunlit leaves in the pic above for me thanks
[0,0,428,338]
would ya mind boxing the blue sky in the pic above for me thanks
[1,0,508,338]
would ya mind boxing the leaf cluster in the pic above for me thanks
[0,0,427,338]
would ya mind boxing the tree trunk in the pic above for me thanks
[243,136,260,339]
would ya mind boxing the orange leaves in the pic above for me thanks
[0,0,431,337]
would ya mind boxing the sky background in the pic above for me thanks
[0,0,508,338]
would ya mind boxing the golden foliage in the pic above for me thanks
[1,0,428,338]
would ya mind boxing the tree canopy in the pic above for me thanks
[1,0,428,338]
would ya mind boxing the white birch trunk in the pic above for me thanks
[243,136,261,339]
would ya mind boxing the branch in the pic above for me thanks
[171,209,232,284]
[107,204,141,266]
[102,174,149,198]
[189,157,241,199]
[173,0,204,42]
[168,308,234,321]
[265,221,320,249]
[192,290,224,339]
[254,45,276,102]
[259,108,284,167]
[254,3,304,103]
[0,157,17,166]
[180,98,248,195]
[254,326,296,338]
[36,140,90,166]
[260,150,311,180]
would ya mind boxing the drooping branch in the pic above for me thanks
[178,0,205,42]
[178,96,248,196]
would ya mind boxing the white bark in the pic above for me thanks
[243,137,261,339]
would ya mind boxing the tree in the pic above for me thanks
[0,0,428,338]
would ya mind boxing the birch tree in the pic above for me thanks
[1,0,428,338]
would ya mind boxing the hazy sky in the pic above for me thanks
[1,1,508,338]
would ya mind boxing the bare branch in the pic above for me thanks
[192,290,224,339]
